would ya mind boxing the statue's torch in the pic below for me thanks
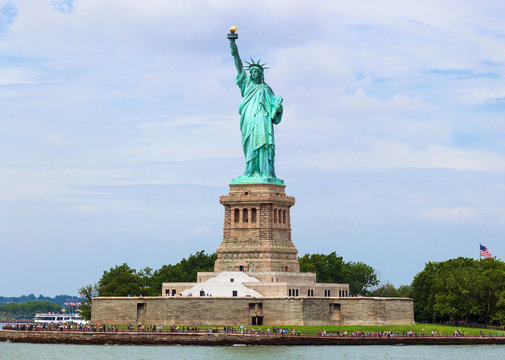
[228,25,238,42]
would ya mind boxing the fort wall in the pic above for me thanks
[91,296,415,326]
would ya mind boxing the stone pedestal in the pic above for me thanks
[214,183,300,272]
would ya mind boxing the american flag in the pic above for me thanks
[480,244,493,259]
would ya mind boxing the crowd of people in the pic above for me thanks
[314,330,468,337]
[0,323,499,337]
[2,323,116,332]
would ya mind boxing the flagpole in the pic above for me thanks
[479,242,481,260]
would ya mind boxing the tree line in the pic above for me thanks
[371,257,505,326]
[298,252,378,295]
[78,250,379,317]
[0,301,62,318]
[81,251,378,299]
[0,294,81,306]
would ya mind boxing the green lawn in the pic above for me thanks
[193,324,505,336]
[233,324,505,335]
[108,324,505,336]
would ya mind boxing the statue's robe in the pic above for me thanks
[236,69,282,178]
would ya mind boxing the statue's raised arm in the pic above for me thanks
[228,28,243,74]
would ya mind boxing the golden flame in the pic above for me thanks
[230,25,238,34]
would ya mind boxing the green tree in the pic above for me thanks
[411,257,505,325]
[432,258,481,321]
[298,252,378,296]
[371,283,398,297]
[147,251,217,295]
[78,284,96,321]
[299,252,346,283]
[411,261,439,322]
[344,261,379,296]
[494,290,505,324]
[478,258,505,325]
[396,284,413,298]
[97,263,145,297]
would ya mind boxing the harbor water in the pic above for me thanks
[1,340,505,359]
[2,323,505,359]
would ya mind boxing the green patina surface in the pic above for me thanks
[231,176,284,185]
[228,31,284,185]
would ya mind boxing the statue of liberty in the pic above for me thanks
[228,27,284,185]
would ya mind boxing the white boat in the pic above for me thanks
[34,312,88,325]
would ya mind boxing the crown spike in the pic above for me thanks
[244,58,268,72]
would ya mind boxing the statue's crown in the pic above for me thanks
[245,58,269,72]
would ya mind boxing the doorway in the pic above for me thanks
[251,316,263,325]
[136,303,146,323]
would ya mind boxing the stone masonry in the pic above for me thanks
[214,183,299,272]
[91,296,415,326]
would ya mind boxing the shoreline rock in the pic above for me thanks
[2,330,505,346]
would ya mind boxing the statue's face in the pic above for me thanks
[250,67,262,82]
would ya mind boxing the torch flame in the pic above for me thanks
[230,25,238,34]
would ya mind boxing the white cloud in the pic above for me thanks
[418,207,505,228]
[456,88,505,106]
[0,68,44,85]
[419,207,478,223]
[337,89,432,116]
[0,167,122,201]
[291,141,505,173]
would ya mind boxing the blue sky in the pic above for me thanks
[1,0,504,296]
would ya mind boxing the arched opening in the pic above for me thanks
[251,208,257,223]
[234,209,239,223]
[283,210,286,224]
[273,208,277,223]
[243,208,248,223]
